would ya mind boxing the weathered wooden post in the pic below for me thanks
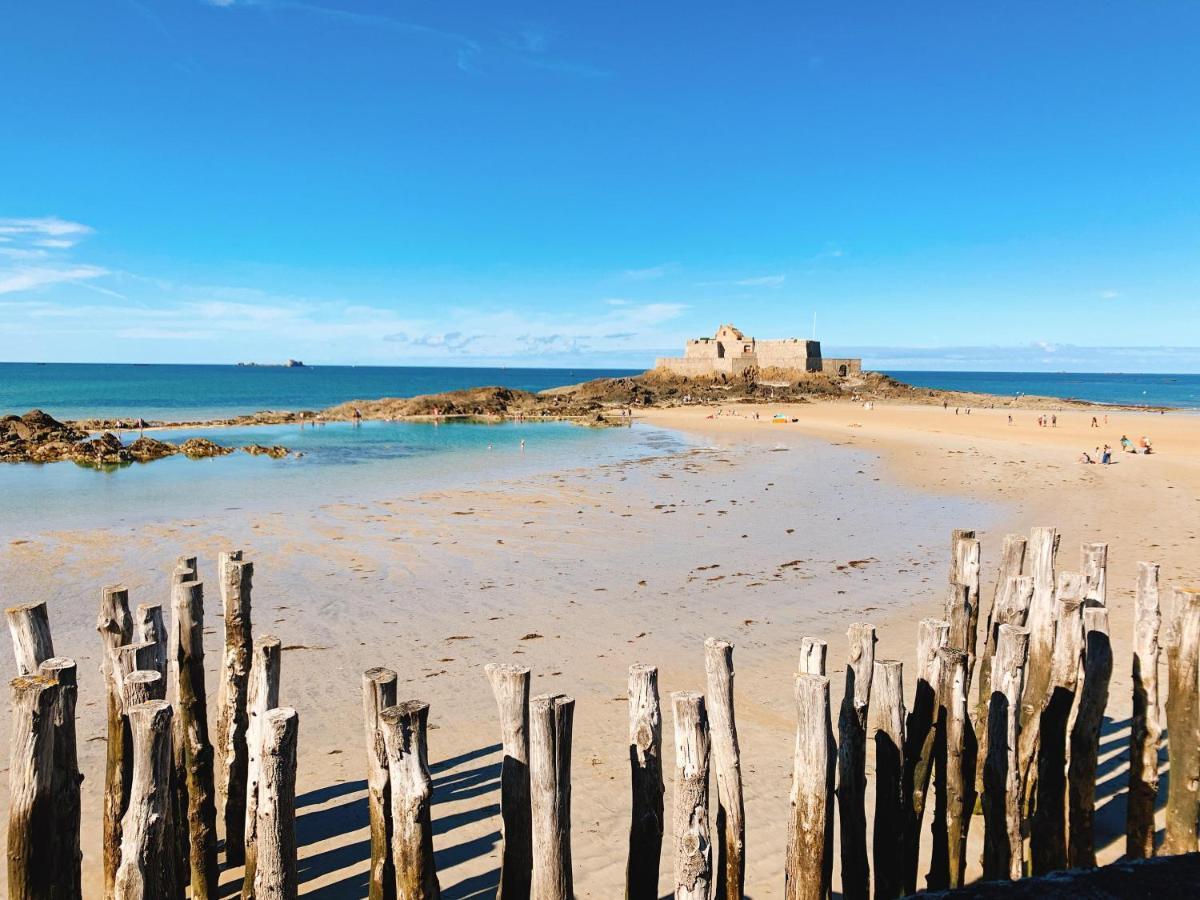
[901,617,949,895]
[785,673,834,900]
[124,669,166,706]
[168,560,194,897]
[39,656,83,900]
[1127,561,1162,859]
[216,551,253,868]
[8,673,58,900]
[799,637,827,676]
[254,707,300,900]
[243,633,283,899]
[704,637,744,900]
[974,574,1033,803]
[1068,606,1112,868]
[671,691,711,900]
[871,659,905,900]
[114,700,176,900]
[626,663,664,900]
[927,647,970,890]
[946,534,981,682]
[838,622,876,900]
[134,603,167,676]
[1162,588,1200,856]
[6,600,54,675]
[1079,542,1108,607]
[380,701,440,899]
[485,664,532,900]
[1017,527,1059,787]
[97,584,133,898]
[1030,589,1083,875]
[171,577,218,898]
[530,692,575,900]
[365,667,399,900]
[981,624,1029,882]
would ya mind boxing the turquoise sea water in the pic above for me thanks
[0,362,640,422]
[885,370,1200,409]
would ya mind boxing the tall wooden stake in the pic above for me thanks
[928,647,971,890]
[243,634,282,900]
[530,692,575,900]
[1079,542,1108,607]
[901,617,949,895]
[6,600,54,675]
[704,637,744,900]
[39,656,83,899]
[626,663,664,900]
[171,578,218,898]
[799,637,827,676]
[254,708,300,900]
[1127,561,1162,859]
[671,691,711,900]
[838,622,876,900]
[981,624,1029,882]
[133,603,167,676]
[365,667,399,900]
[97,584,133,899]
[1018,527,1059,789]
[7,674,58,900]
[1162,588,1200,856]
[216,551,253,868]
[975,534,1028,722]
[380,701,440,900]
[785,674,834,900]
[1030,589,1083,875]
[1068,606,1112,868]
[871,659,905,900]
[114,700,176,900]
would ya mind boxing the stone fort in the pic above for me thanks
[655,324,861,378]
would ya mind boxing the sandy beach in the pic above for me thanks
[2,398,1197,897]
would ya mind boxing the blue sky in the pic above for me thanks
[2,1,1198,370]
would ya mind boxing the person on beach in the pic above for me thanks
[1079,450,1095,464]
[1008,415,1013,426]
[1051,414,1057,427]
[1139,435,1153,454]
[1120,435,1134,453]
[1101,444,1112,465]
[1091,416,1099,428]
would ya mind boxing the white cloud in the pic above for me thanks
[735,274,785,287]
[1100,290,1120,299]
[621,263,676,281]
[0,266,109,295]
[0,217,93,246]
[0,216,108,295]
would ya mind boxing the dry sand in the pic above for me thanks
[2,398,1197,897]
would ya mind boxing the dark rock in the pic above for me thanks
[179,438,233,458]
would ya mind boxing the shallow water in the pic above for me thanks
[0,420,690,537]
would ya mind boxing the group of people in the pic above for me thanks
[1080,434,1153,465]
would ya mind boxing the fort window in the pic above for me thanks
[839,364,848,377]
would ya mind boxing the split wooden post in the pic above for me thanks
[1127,561,1162,859]
[785,674,834,900]
[168,559,195,897]
[133,603,167,676]
[6,600,54,675]
[243,634,283,899]
[216,551,254,868]
[364,667,399,900]
[124,670,166,706]
[1162,588,1200,856]
[837,622,876,900]
[946,534,982,683]
[114,700,176,900]
[799,637,827,676]
[975,535,1028,723]
[870,659,905,900]
[171,577,218,898]
[39,656,83,900]
[380,701,441,900]
[7,674,59,900]
[1030,590,1083,875]
[974,574,1033,803]
[625,663,664,900]
[901,617,949,895]
[1017,527,1059,786]
[254,707,300,900]
[671,691,711,900]
[1068,606,1113,868]
[97,584,133,898]
[704,637,744,900]
[530,692,575,900]
[485,664,532,900]
[981,624,1029,882]
[927,647,970,890]
[1079,541,1108,607]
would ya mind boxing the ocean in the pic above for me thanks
[2,363,1198,422]
[885,370,1200,409]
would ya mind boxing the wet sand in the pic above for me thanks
[2,398,1197,896]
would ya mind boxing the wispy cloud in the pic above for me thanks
[621,263,677,281]
[695,273,786,288]
[1100,289,1120,300]
[0,217,109,296]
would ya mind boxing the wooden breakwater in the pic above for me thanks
[4,527,1199,899]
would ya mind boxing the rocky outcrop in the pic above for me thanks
[1,410,89,461]
[242,444,292,459]
[127,436,179,461]
[178,438,234,458]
